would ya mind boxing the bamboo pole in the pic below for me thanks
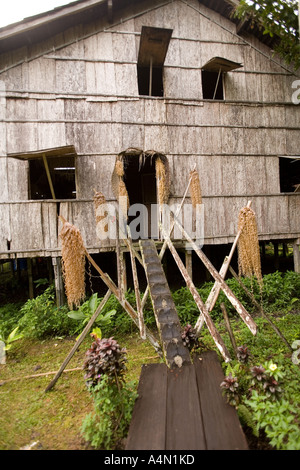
[84,250,163,357]
[228,266,293,352]
[171,215,257,336]
[45,289,112,392]
[196,201,252,332]
[42,153,56,200]
[221,302,238,358]
[160,223,231,362]
[127,226,146,339]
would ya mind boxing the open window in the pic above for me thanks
[279,156,300,193]
[137,26,172,97]
[8,145,77,200]
[201,57,242,100]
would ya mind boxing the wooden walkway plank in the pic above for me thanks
[126,363,168,450]
[166,365,206,450]
[139,239,191,368]
[193,351,248,450]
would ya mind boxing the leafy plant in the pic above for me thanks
[81,375,138,450]
[181,324,198,351]
[244,393,300,450]
[220,339,300,450]
[18,286,77,339]
[81,337,137,449]
[0,326,23,351]
[234,0,299,69]
[237,345,250,364]
[220,372,240,406]
[83,336,127,388]
[67,293,116,336]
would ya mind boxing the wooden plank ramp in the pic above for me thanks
[126,351,248,450]
[139,239,191,368]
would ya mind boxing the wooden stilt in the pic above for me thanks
[121,252,127,293]
[52,257,64,307]
[27,258,34,299]
[185,250,193,280]
[293,240,300,273]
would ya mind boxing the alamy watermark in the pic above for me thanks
[95,197,204,250]
[291,80,300,104]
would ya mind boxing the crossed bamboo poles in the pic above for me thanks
[45,170,257,391]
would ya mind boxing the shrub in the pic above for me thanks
[0,303,24,339]
[81,337,137,449]
[18,286,77,339]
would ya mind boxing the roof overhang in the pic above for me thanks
[0,0,107,53]
[0,0,280,56]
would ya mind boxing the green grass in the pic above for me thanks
[0,333,160,450]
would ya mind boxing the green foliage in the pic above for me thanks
[173,271,300,326]
[81,337,137,449]
[67,293,116,336]
[234,0,300,69]
[221,350,300,449]
[0,326,23,351]
[18,286,78,339]
[244,393,300,450]
[0,303,24,339]
[83,336,127,387]
[81,375,138,450]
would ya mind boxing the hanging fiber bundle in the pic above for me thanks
[59,216,86,309]
[155,156,168,205]
[115,160,124,177]
[118,179,130,219]
[237,207,262,285]
[93,190,109,240]
[189,169,202,207]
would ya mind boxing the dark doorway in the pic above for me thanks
[123,155,158,240]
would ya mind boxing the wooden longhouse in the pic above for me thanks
[0,0,299,301]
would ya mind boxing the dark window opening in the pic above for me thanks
[279,157,300,193]
[201,70,224,100]
[137,26,172,98]
[123,155,157,239]
[29,155,76,200]
[137,65,164,97]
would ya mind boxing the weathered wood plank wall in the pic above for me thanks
[0,0,299,258]
[0,193,299,259]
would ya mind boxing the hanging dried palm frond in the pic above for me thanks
[93,190,109,240]
[111,157,130,220]
[189,169,202,207]
[59,216,86,309]
[155,156,169,205]
[237,206,262,285]
[115,160,124,177]
[118,179,130,219]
